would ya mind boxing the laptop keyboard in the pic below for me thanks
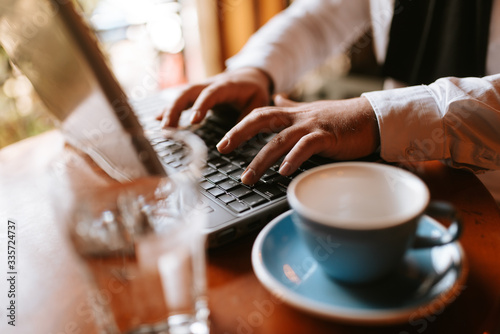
[195,119,287,214]
[134,96,330,216]
[145,117,331,215]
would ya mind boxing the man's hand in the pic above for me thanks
[157,67,272,127]
[216,95,380,185]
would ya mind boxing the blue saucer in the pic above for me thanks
[251,210,468,325]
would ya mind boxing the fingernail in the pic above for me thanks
[241,167,256,185]
[190,109,200,124]
[216,136,230,151]
[279,161,293,176]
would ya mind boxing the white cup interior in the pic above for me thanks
[288,162,429,229]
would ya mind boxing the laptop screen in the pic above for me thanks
[0,0,165,181]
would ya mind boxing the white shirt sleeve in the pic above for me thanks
[225,0,500,175]
[362,74,500,171]
[225,0,371,93]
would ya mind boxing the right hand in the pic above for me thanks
[217,95,380,185]
[157,67,273,127]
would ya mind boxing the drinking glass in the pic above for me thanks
[63,129,209,334]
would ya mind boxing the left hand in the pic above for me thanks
[156,67,272,127]
[216,94,380,185]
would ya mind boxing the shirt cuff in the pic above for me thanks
[362,85,449,163]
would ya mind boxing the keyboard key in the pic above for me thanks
[228,201,250,213]
[248,134,270,147]
[220,151,239,160]
[217,179,239,191]
[218,163,240,175]
[241,193,267,207]
[208,157,228,169]
[207,172,228,183]
[268,175,291,188]
[270,163,281,171]
[261,169,277,180]
[228,168,245,181]
[254,183,286,200]
[199,181,215,190]
[206,150,220,161]
[208,187,225,197]
[238,147,259,159]
[230,186,253,199]
[202,166,217,177]
[227,154,248,168]
[217,193,235,204]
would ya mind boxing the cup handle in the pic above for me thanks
[412,201,463,249]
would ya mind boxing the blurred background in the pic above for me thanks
[0,0,383,149]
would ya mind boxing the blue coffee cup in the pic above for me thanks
[287,162,462,284]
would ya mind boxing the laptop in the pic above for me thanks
[0,0,342,247]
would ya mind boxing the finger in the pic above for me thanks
[279,132,334,176]
[240,128,305,185]
[160,85,206,127]
[216,108,292,154]
[189,82,241,124]
[273,94,301,108]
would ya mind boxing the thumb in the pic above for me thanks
[273,94,300,107]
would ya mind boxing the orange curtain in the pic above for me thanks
[217,0,290,65]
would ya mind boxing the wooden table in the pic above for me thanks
[1,130,500,334]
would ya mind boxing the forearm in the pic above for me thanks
[362,74,500,171]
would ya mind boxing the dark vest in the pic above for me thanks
[383,0,493,85]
